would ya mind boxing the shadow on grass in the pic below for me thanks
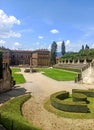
[0,87,27,104]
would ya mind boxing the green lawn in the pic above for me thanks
[37,68,77,81]
[11,67,26,84]
[44,96,94,119]
[0,94,40,130]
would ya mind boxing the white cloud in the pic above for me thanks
[48,44,51,50]
[0,40,6,45]
[50,29,59,34]
[38,36,44,39]
[14,42,21,46]
[0,9,21,38]
[10,31,21,38]
[65,40,71,46]
[91,44,94,48]
[0,10,20,27]
[57,41,62,47]
[0,31,21,38]
[12,42,21,50]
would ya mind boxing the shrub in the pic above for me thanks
[50,91,89,113]
[24,69,30,73]
[32,68,39,73]
[72,93,87,102]
[0,94,40,130]
[56,91,69,100]
[72,89,94,97]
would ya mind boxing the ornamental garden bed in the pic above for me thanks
[44,89,94,119]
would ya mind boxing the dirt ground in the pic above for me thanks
[14,68,94,130]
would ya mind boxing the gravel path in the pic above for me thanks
[19,68,94,130]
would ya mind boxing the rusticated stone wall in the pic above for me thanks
[0,63,14,93]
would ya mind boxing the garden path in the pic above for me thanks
[20,68,94,130]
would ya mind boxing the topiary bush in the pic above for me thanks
[72,93,87,102]
[50,91,89,113]
[24,69,30,73]
[72,89,94,97]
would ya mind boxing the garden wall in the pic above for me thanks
[0,63,14,93]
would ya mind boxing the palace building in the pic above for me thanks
[30,49,50,67]
[0,47,50,67]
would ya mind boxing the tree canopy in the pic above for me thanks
[50,41,57,65]
[61,48,94,63]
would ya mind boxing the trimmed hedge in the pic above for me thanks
[0,94,40,130]
[50,91,89,113]
[24,69,30,73]
[56,91,69,100]
[53,66,81,73]
[72,89,94,97]
[72,93,87,102]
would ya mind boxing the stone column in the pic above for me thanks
[83,59,87,64]
[72,59,74,64]
[92,59,94,63]
[68,60,70,64]
[77,59,80,64]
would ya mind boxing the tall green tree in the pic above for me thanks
[61,41,65,56]
[85,44,89,50]
[50,41,57,65]
[82,45,84,50]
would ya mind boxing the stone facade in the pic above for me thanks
[0,47,51,67]
[31,49,50,67]
[0,47,32,66]
[10,50,31,65]
[0,47,11,64]
[0,63,14,93]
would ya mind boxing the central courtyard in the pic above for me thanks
[17,68,94,130]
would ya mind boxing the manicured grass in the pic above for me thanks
[44,96,94,119]
[36,68,77,81]
[11,67,26,84]
[0,94,40,130]
[11,68,21,73]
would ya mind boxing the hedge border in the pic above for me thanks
[72,89,94,97]
[72,93,87,102]
[50,91,89,113]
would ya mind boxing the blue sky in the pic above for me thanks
[0,0,94,52]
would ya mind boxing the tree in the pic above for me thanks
[61,41,66,56]
[85,44,89,50]
[82,45,84,50]
[50,41,57,65]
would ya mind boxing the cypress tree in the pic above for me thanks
[50,41,57,65]
[61,41,65,56]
